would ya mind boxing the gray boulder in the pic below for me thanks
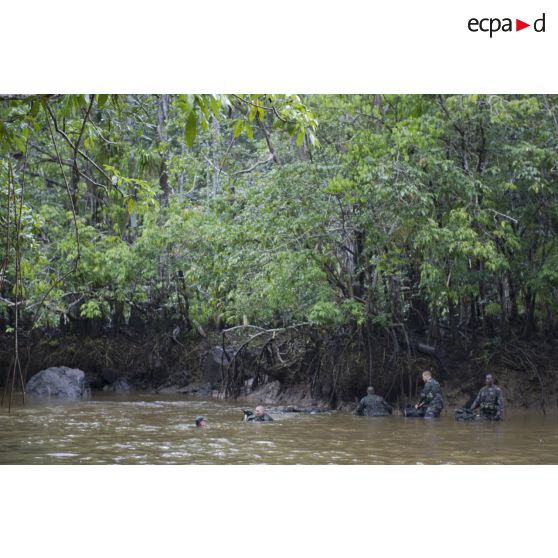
[203,347,232,384]
[26,366,90,400]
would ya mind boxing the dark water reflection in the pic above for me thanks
[1,393,557,464]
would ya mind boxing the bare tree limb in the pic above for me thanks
[46,103,123,196]
[231,155,274,176]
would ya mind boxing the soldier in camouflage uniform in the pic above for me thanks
[354,386,393,417]
[415,370,444,418]
[470,374,504,420]
[246,405,274,422]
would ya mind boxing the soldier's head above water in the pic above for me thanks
[422,370,433,382]
[367,386,375,395]
[485,373,494,386]
[195,416,206,428]
[244,405,274,422]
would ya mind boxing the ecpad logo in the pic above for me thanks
[468,13,546,37]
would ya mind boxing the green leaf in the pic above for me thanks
[97,94,109,109]
[307,130,319,147]
[126,197,137,214]
[14,136,26,152]
[232,119,244,138]
[245,122,253,140]
[210,97,221,117]
[185,110,198,148]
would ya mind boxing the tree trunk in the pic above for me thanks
[157,94,170,207]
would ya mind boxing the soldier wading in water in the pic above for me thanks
[415,370,444,418]
[469,373,504,420]
[354,386,393,417]
[244,405,274,422]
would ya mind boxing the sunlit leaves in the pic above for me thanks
[185,109,198,147]
[2,93,558,338]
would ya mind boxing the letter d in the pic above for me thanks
[534,13,545,32]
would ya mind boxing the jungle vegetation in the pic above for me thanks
[2,94,558,405]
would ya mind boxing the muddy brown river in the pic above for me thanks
[1,393,557,464]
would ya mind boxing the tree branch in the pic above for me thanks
[46,104,123,196]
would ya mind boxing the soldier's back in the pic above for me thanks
[364,394,390,416]
[423,379,444,406]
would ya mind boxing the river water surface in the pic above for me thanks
[1,393,557,464]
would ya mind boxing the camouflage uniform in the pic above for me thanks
[470,385,503,420]
[247,413,274,422]
[354,394,393,417]
[418,379,444,418]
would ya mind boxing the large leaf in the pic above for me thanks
[185,110,198,147]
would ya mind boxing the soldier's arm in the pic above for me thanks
[382,398,394,412]
[423,381,439,402]
[497,389,504,416]
[470,391,481,410]
[418,384,430,406]
[354,398,365,415]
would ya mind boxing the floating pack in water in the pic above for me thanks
[402,405,426,418]
[242,409,254,421]
[454,407,476,421]
[273,405,332,414]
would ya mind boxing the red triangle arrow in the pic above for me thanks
[516,19,530,31]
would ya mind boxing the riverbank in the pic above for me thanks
[2,327,558,411]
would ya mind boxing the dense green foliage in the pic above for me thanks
[2,94,558,350]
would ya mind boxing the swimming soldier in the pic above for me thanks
[244,405,274,422]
